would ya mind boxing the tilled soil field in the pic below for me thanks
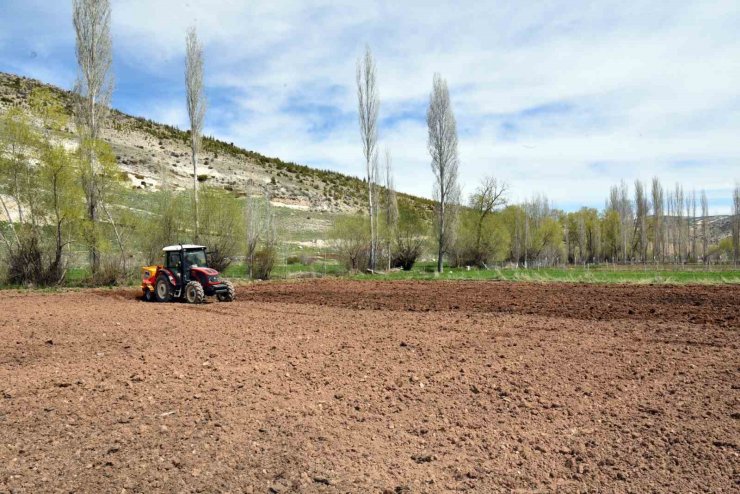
[0,280,738,493]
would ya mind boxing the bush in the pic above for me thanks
[330,215,371,272]
[392,244,422,271]
[286,255,301,265]
[4,235,65,286]
[6,236,44,286]
[253,247,276,280]
[207,247,232,273]
[391,206,427,271]
[90,258,131,286]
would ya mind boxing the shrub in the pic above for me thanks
[90,257,131,287]
[330,215,371,272]
[286,255,300,265]
[253,247,276,280]
[391,206,427,271]
[207,247,232,273]
[4,235,66,286]
[392,244,422,271]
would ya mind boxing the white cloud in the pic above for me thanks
[2,0,739,213]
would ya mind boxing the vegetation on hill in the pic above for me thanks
[0,71,434,217]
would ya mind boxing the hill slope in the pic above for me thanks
[0,71,433,215]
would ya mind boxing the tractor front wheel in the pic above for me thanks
[217,280,235,302]
[143,288,154,302]
[155,275,173,302]
[185,281,205,304]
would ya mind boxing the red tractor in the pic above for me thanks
[141,244,235,304]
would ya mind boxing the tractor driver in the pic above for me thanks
[186,251,201,268]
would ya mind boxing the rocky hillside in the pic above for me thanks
[0,71,433,214]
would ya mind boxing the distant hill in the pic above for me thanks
[0,71,433,215]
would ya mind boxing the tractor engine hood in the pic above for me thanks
[191,267,220,276]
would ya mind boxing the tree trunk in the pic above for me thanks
[437,201,445,273]
[192,148,199,242]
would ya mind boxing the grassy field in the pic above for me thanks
[354,264,740,284]
[7,260,740,290]
[246,261,740,285]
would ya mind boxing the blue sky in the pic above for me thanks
[1,0,739,213]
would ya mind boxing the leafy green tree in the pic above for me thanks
[32,88,84,282]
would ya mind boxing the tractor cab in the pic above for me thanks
[141,244,235,304]
[163,245,206,284]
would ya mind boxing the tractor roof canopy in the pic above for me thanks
[162,244,206,252]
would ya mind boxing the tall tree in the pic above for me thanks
[72,0,113,274]
[383,148,398,270]
[700,189,709,263]
[634,180,648,263]
[733,183,740,265]
[689,189,697,261]
[608,181,632,262]
[244,195,260,279]
[32,88,82,282]
[186,25,206,242]
[674,183,685,262]
[356,46,379,270]
[577,213,587,264]
[651,178,664,262]
[427,73,460,273]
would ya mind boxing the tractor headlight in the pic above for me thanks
[209,275,220,282]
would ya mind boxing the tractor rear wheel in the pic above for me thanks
[185,281,205,304]
[155,275,173,302]
[217,280,235,302]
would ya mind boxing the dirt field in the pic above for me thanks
[1,280,738,493]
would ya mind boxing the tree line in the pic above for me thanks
[350,47,740,272]
[332,176,740,272]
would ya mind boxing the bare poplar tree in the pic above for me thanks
[244,195,260,279]
[592,218,602,263]
[427,73,460,273]
[665,188,676,261]
[675,183,685,262]
[72,0,113,275]
[608,182,632,262]
[371,152,380,270]
[356,46,379,270]
[383,148,398,270]
[186,25,206,241]
[577,214,587,264]
[733,183,740,265]
[689,189,697,261]
[634,180,648,263]
[700,189,709,264]
[651,178,664,263]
